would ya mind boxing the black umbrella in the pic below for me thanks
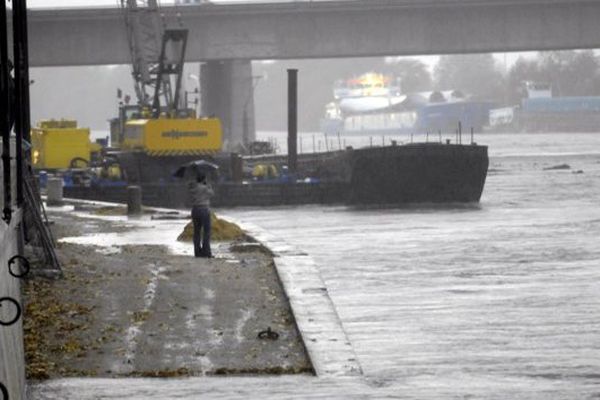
[173,160,219,179]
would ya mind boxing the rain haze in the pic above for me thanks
[1,1,599,399]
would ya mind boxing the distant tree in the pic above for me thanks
[505,50,600,105]
[538,50,600,96]
[384,58,432,93]
[434,54,504,101]
[506,56,542,104]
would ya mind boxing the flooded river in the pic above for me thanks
[223,132,600,398]
[31,132,600,399]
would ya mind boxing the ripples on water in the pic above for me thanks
[223,133,600,398]
[31,133,600,399]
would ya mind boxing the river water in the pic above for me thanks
[222,132,600,398]
[31,132,600,399]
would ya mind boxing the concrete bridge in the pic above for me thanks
[16,0,600,146]
[20,0,600,66]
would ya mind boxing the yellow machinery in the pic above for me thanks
[31,119,101,169]
[252,163,278,180]
[122,117,222,156]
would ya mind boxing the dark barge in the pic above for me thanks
[63,142,488,209]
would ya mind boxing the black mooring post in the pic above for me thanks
[21,0,31,146]
[1,0,12,223]
[287,69,298,175]
[13,0,31,207]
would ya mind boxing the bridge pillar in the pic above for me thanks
[200,60,256,152]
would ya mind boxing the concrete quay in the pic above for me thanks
[22,202,311,378]
[225,217,361,378]
[26,199,363,399]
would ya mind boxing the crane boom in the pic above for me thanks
[119,0,187,116]
[120,0,163,108]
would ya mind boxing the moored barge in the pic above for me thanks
[64,142,488,208]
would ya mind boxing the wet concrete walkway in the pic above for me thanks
[23,203,311,382]
[225,217,361,378]
[28,201,369,398]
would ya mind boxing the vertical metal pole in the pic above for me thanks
[287,69,297,175]
[242,108,248,148]
[1,0,12,222]
[458,121,462,145]
[471,127,474,145]
[312,134,315,153]
[13,0,31,207]
[20,0,30,146]
[13,1,23,206]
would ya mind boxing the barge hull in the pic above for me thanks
[63,143,488,207]
[349,144,488,204]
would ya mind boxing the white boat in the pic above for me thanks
[320,73,416,136]
[320,72,493,136]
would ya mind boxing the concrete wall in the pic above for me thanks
[0,214,25,400]
[0,138,26,400]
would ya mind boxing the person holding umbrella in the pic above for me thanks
[185,162,217,258]
[189,172,214,258]
[175,160,218,257]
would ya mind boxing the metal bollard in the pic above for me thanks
[230,153,243,183]
[127,185,142,215]
[46,177,63,206]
